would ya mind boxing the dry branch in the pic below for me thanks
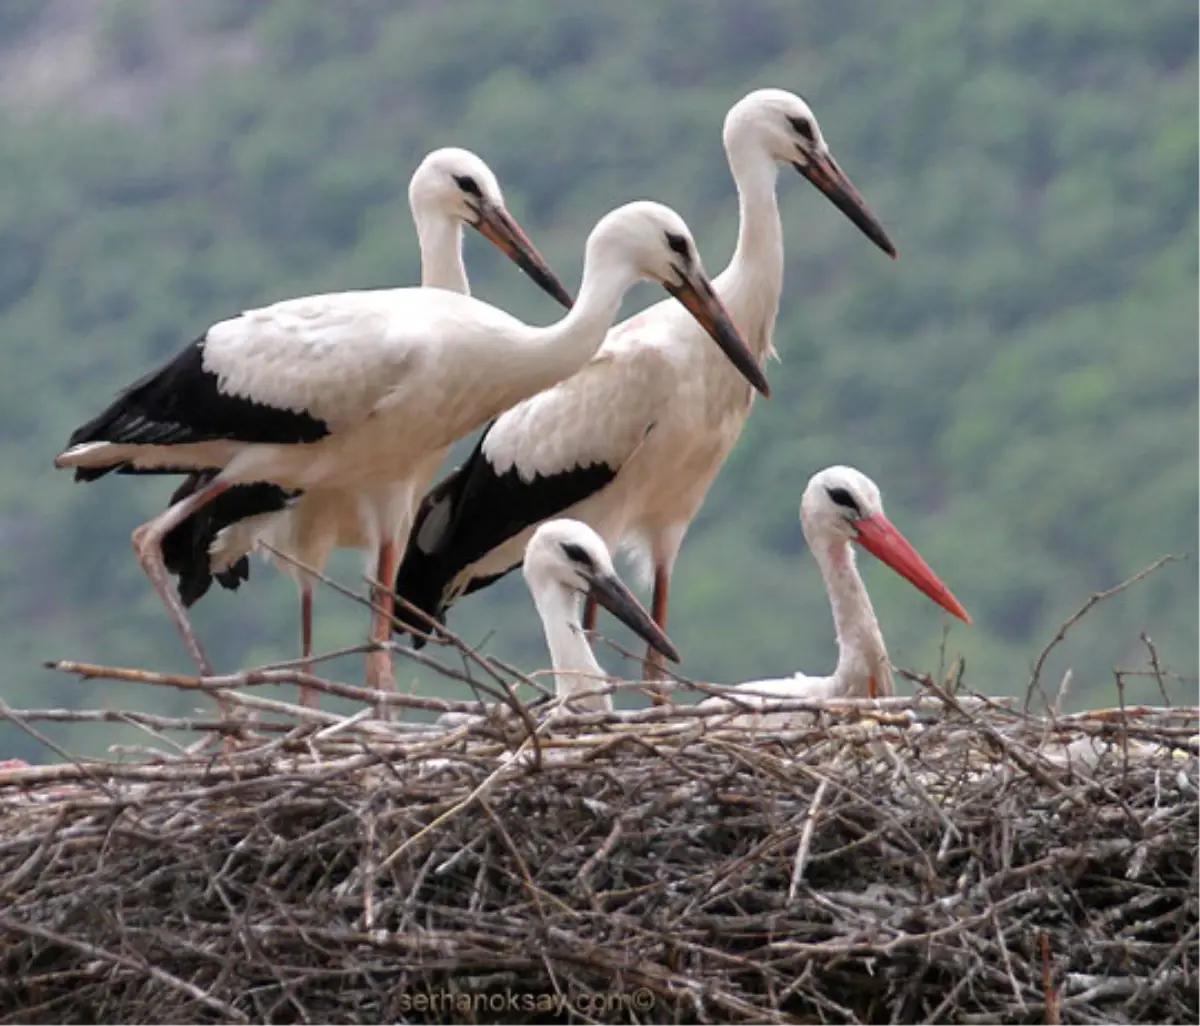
[1,692,1195,1025]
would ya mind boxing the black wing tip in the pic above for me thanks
[63,337,331,456]
[72,465,116,483]
[391,550,451,642]
[163,480,290,609]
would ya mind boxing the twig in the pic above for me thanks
[0,914,248,1022]
[1024,554,1185,713]
[787,775,830,901]
[0,699,118,799]
[1140,632,1172,707]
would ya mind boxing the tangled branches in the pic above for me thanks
[1,686,1196,1024]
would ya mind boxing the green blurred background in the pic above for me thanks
[1,0,1196,763]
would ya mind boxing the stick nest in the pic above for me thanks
[1,696,1196,1025]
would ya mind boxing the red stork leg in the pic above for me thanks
[641,565,672,706]
[297,585,318,709]
[132,478,230,708]
[365,539,400,717]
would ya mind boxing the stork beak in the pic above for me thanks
[853,513,972,623]
[584,571,681,663]
[665,274,771,398]
[794,151,897,259]
[472,203,575,309]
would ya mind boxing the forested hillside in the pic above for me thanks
[1,0,1196,761]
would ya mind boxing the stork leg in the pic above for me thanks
[365,539,400,717]
[131,478,237,720]
[297,585,318,709]
[582,595,599,633]
[641,566,672,706]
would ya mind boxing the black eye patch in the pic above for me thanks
[825,486,861,515]
[789,116,815,143]
[560,542,596,570]
[665,232,691,260]
[453,174,482,198]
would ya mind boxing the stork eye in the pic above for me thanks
[665,232,691,260]
[789,116,815,143]
[453,174,482,197]
[560,542,596,570]
[825,486,861,515]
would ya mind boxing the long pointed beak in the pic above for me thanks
[794,150,897,259]
[853,513,972,623]
[665,275,771,398]
[473,204,575,309]
[585,571,681,663]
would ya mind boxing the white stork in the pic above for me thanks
[390,88,897,691]
[523,519,679,714]
[157,147,574,708]
[435,518,678,733]
[54,200,767,703]
[698,466,970,728]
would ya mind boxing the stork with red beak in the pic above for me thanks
[699,466,970,725]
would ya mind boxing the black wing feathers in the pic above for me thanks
[161,471,297,607]
[67,338,329,481]
[392,426,618,643]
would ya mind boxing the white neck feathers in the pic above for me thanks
[810,538,894,698]
[413,206,470,295]
[531,582,613,713]
[716,133,784,361]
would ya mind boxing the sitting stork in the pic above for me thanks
[698,466,970,729]
[523,519,679,714]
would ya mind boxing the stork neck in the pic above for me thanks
[414,207,470,295]
[718,141,784,355]
[811,536,894,698]
[532,583,613,713]
[511,254,633,390]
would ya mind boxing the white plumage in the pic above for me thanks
[434,520,678,746]
[522,519,679,714]
[394,88,896,687]
[56,200,760,702]
[158,147,574,707]
[698,466,971,729]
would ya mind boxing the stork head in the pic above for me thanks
[723,89,897,259]
[524,520,680,663]
[801,466,971,623]
[586,201,770,398]
[409,147,573,308]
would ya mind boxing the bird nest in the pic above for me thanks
[0,668,1196,1025]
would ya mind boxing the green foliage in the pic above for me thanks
[0,0,1195,763]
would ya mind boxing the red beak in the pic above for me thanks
[853,513,971,624]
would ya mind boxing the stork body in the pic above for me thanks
[159,148,574,706]
[56,201,765,707]
[698,467,971,729]
[392,89,896,689]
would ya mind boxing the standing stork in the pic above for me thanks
[54,201,767,704]
[391,89,896,692]
[698,467,970,728]
[157,147,575,708]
